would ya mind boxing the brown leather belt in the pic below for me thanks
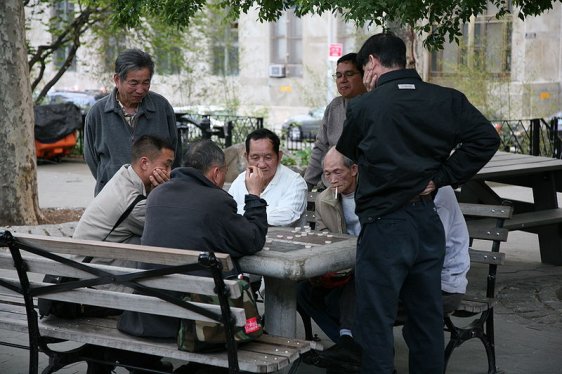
[409,194,434,203]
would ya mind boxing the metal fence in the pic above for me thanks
[176,112,263,148]
[59,116,562,163]
[282,118,562,159]
[281,132,316,151]
[493,118,562,158]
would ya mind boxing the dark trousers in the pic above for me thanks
[297,278,356,343]
[355,200,445,374]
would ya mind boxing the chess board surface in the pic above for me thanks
[264,227,351,253]
[240,227,356,280]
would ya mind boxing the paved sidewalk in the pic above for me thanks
[1,160,562,373]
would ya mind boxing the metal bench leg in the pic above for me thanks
[474,332,496,374]
[28,340,39,374]
[297,304,314,341]
[40,343,115,374]
[443,313,497,374]
[443,317,463,373]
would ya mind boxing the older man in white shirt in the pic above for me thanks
[229,128,307,226]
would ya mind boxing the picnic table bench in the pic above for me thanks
[0,231,319,373]
[459,151,562,265]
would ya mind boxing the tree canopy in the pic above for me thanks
[107,0,561,50]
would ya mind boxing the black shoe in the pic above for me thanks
[301,350,322,366]
[315,335,361,373]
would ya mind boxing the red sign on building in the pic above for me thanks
[328,43,343,61]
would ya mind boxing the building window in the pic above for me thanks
[336,16,356,54]
[430,2,512,77]
[271,10,303,77]
[212,20,239,76]
[52,0,76,72]
[103,36,128,73]
[154,46,182,75]
[336,16,375,55]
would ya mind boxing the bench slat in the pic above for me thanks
[0,293,26,307]
[256,334,323,352]
[11,233,234,272]
[466,221,509,241]
[0,252,242,298]
[455,295,496,314]
[0,280,247,326]
[503,208,562,230]
[459,203,513,219]
[0,307,28,334]
[468,248,505,265]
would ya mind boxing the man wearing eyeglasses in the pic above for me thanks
[303,52,367,190]
[84,49,179,195]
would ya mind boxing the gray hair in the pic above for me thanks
[182,140,225,174]
[115,49,155,81]
[322,146,355,169]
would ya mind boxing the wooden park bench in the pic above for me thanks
[0,231,319,374]
[302,190,513,373]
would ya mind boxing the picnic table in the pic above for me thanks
[238,227,355,338]
[459,151,562,265]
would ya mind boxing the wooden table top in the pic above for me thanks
[474,151,562,180]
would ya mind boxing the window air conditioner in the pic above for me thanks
[269,64,286,78]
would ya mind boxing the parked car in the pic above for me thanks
[47,90,102,115]
[34,103,82,161]
[281,107,324,141]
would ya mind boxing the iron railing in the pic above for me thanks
[57,116,562,162]
[176,113,263,149]
[493,118,562,158]
[281,132,316,151]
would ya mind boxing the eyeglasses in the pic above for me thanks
[332,71,360,80]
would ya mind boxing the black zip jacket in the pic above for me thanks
[141,167,268,257]
[336,69,500,223]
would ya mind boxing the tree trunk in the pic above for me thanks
[0,0,41,225]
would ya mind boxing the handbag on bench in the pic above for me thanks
[177,274,264,353]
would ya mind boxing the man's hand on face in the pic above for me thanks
[363,56,378,92]
[245,166,267,196]
[363,66,377,92]
[149,168,170,189]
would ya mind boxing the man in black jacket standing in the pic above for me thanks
[336,33,500,374]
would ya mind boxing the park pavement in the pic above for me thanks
[1,159,562,373]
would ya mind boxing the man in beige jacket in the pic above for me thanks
[314,147,359,234]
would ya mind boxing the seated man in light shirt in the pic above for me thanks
[229,128,308,226]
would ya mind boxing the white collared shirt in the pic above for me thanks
[229,164,307,226]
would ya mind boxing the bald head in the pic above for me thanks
[323,147,357,195]
[324,147,352,168]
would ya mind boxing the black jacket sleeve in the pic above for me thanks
[220,194,268,258]
[433,94,500,187]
